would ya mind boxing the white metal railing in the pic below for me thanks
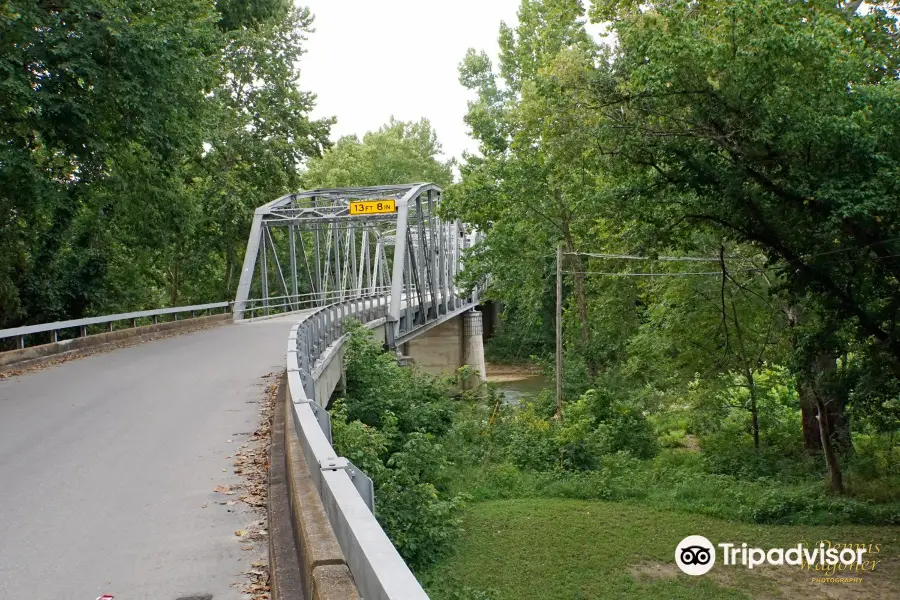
[238,286,395,320]
[0,302,230,349]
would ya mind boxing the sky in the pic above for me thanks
[298,0,524,162]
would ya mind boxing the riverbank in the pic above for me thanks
[484,361,542,383]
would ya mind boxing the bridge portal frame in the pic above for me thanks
[234,183,479,347]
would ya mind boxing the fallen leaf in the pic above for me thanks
[235,530,247,537]
[214,485,231,494]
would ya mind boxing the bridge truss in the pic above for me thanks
[233,183,481,347]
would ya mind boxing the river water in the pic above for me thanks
[484,365,549,404]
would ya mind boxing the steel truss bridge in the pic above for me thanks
[234,183,481,348]
[236,183,483,599]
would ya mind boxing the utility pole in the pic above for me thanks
[556,243,563,420]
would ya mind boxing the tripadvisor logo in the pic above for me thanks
[675,535,871,576]
[675,535,716,575]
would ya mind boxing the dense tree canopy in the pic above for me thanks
[0,0,331,329]
[302,118,455,189]
[448,0,900,493]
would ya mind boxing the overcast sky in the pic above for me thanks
[298,0,524,161]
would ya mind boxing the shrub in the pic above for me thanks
[331,324,467,569]
[376,434,468,569]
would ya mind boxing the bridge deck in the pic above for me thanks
[0,315,307,600]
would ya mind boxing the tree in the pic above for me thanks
[626,244,789,449]
[1,0,220,324]
[446,0,609,372]
[0,0,331,331]
[302,118,454,189]
[584,0,900,490]
[190,3,332,301]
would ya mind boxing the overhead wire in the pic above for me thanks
[563,235,900,266]
[564,271,724,276]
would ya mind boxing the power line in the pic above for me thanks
[564,271,724,277]
[800,236,900,260]
[564,237,900,265]
[564,252,727,262]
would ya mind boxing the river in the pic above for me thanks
[484,363,549,404]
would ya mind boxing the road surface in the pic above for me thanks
[0,315,303,600]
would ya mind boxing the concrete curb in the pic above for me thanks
[281,370,361,600]
[0,313,231,373]
[269,376,306,600]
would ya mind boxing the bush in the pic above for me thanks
[342,320,454,441]
[849,433,900,480]
[331,324,467,570]
[376,434,468,569]
[487,387,659,474]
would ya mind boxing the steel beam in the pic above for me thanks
[233,210,265,320]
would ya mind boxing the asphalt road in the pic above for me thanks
[0,315,303,600]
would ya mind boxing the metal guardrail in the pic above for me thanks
[285,294,431,600]
[239,286,395,320]
[0,302,230,349]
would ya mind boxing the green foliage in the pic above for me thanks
[453,0,900,495]
[342,322,454,440]
[330,323,467,570]
[302,118,454,189]
[451,383,658,477]
[438,382,899,526]
[0,0,331,332]
[597,0,900,379]
[846,434,900,498]
[377,434,467,568]
[444,451,900,527]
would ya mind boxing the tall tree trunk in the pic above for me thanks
[561,230,594,377]
[816,394,845,494]
[747,372,760,450]
[788,305,827,452]
[801,352,846,494]
[799,387,823,452]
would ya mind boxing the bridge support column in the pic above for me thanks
[402,317,463,377]
[463,310,487,388]
[400,310,486,387]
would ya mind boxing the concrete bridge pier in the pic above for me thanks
[462,310,487,388]
[402,309,486,386]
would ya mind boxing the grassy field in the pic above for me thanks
[421,499,900,600]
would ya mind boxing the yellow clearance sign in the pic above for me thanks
[349,199,397,216]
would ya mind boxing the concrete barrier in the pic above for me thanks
[281,298,430,600]
[0,313,230,372]
[268,378,304,600]
[282,371,361,600]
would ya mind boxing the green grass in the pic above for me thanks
[440,455,900,527]
[421,498,900,600]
